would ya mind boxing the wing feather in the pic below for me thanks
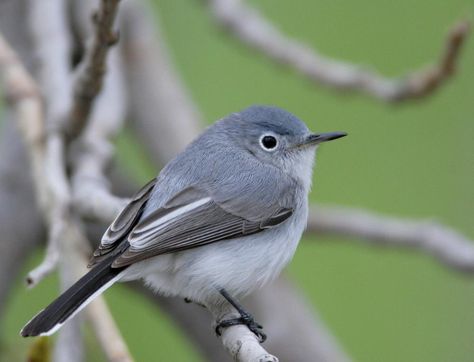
[89,178,157,266]
[110,189,293,268]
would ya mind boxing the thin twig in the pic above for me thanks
[208,0,469,102]
[308,205,474,272]
[66,0,121,141]
[401,21,471,100]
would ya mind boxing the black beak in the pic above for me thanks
[300,131,347,147]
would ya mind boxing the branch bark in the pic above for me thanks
[66,0,121,141]
[307,205,474,273]
[208,0,469,102]
[211,302,278,362]
[70,0,129,224]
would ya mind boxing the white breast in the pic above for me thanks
[128,200,309,304]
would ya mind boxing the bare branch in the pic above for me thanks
[66,0,121,141]
[307,205,474,272]
[208,0,469,102]
[25,225,60,287]
[70,0,129,223]
[210,303,278,362]
[401,20,470,100]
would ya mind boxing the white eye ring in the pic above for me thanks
[259,134,278,151]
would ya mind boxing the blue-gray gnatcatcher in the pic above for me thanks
[21,105,346,341]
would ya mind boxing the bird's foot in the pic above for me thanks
[215,311,266,343]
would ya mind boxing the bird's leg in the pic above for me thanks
[215,289,266,343]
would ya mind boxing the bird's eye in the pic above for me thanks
[260,134,278,151]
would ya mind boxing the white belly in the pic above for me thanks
[123,204,308,304]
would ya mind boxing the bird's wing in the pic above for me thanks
[89,178,157,266]
[109,186,293,268]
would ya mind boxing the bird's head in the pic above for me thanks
[218,105,346,188]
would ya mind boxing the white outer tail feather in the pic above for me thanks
[21,272,123,336]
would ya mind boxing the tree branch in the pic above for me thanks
[66,0,121,141]
[70,0,129,224]
[211,302,278,362]
[208,0,469,102]
[308,205,474,272]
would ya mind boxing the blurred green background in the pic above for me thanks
[2,0,474,361]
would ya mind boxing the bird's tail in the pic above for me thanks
[21,257,125,337]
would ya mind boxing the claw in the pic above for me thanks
[215,316,267,343]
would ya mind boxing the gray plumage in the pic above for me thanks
[21,105,346,338]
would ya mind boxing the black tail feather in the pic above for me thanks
[21,258,125,337]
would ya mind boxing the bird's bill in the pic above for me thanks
[298,131,347,147]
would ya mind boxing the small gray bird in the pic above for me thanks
[21,105,346,341]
